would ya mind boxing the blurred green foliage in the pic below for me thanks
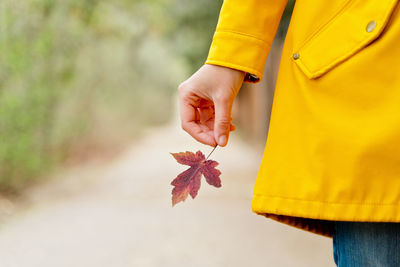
[0,0,187,192]
[167,0,223,73]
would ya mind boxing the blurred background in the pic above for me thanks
[0,0,336,266]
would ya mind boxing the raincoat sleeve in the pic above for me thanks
[205,0,289,83]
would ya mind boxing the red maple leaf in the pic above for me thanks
[170,150,221,206]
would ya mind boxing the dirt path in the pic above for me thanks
[0,102,336,267]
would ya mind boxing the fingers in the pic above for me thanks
[179,96,236,147]
[179,96,217,147]
[214,96,233,147]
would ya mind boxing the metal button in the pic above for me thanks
[292,53,300,60]
[366,20,377,32]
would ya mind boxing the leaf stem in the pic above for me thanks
[206,145,218,160]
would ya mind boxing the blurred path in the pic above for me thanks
[0,99,336,267]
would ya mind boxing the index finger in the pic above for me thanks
[179,98,217,147]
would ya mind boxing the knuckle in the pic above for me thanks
[178,81,189,93]
[217,118,231,126]
[181,121,188,131]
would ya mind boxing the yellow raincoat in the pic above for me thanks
[205,0,400,237]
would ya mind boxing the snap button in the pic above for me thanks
[366,20,377,32]
[292,53,300,60]
[245,73,259,82]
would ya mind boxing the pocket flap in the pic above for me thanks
[293,0,399,79]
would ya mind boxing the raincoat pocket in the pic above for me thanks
[293,0,399,79]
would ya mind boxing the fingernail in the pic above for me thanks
[218,135,227,146]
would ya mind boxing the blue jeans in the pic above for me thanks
[333,221,400,266]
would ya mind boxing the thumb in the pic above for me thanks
[214,97,232,147]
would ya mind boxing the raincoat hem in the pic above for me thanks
[251,194,400,237]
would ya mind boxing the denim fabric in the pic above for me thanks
[333,221,400,267]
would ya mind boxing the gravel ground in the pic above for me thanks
[0,107,336,267]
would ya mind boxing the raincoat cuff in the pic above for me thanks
[205,30,271,83]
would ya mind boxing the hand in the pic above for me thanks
[178,64,245,147]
